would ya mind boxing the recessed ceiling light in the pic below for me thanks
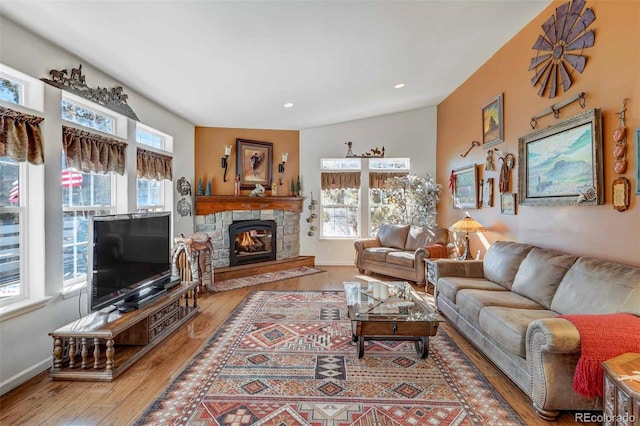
[394,83,406,89]
[283,102,294,108]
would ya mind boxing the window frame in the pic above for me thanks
[135,123,173,212]
[319,158,362,240]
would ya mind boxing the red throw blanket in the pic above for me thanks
[558,313,640,399]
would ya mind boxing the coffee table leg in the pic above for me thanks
[415,337,429,358]
[357,336,365,358]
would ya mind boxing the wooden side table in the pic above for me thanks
[602,352,640,426]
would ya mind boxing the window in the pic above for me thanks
[320,159,361,239]
[62,162,115,285]
[0,76,23,105]
[61,99,114,134]
[136,124,172,212]
[137,179,163,212]
[369,158,410,235]
[0,157,23,303]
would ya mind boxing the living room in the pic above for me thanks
[1,1,639,424]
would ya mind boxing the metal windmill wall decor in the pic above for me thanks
[529,0,595,99]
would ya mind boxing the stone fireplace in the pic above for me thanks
[194,196,303,269]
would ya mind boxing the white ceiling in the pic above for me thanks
[0,1,549,130]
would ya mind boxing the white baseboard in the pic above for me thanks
[0,358,50,395]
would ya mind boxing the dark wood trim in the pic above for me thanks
[214,256,315,281]
[196,195,304,215]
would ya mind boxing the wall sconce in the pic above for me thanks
[278,152,288,185]
[221,145,232,182]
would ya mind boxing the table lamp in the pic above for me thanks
[449,213,487,260]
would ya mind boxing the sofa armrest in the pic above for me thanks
[526,318,585,415]
[526,317,581,354]
[354,238,381,269]
[433,259,484,282]
[354,238,380,252]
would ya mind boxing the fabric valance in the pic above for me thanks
[321,172,361,190]
[0,106,45,164]
[62,126,127,175]
[137,148,173,181]
[369,172,409,189]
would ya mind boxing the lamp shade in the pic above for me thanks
[449,213,487,234]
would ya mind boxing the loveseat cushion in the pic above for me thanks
[511,248,577,309]
[437,276,506,305]
[377,224,410,250]
[479,307,557,357]
[457,289,545,327]
[550,257,640,315]
[405,226,448,251]
[386,251,415,268]
[361,247,401,262]
[483,241,535,290]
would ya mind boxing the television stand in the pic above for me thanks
[49,281,198,381]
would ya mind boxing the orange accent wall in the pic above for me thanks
[437,1,639,266]
[195,127,299,196]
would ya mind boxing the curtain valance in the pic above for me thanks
[0,106,45,164]
[369,172,409,189]
[62,126,126,175]
[321,172,361,190]
[137,148,173,181]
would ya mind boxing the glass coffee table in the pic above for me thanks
[344,281,444,358]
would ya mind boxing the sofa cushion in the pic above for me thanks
[386,251,415,268]
[550,257,640,315]
[437,277,506,305]
[405,226,448,251]
[361,247,401,262]
[377,224,410,250]
[457,289,545,327]
[483,241,535,290]
[479,307,557,357]
[511,248,577,309]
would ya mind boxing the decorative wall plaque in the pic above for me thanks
[42,64,139,121]
[529,0,595,99]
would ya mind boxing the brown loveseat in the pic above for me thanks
[354,224,448,285]
[434,241,640,420]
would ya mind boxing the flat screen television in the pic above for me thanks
[88,212,172,312]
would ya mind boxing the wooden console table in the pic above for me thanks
[602,352,640,425]
[49,281,199,381]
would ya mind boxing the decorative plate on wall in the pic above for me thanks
[529,0,595,99]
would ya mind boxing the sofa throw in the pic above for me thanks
[559,313,640,399]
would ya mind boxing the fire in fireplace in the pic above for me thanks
[229,220,277,266]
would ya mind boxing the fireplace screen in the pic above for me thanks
[229,220,277,266]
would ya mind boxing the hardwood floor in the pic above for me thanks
[0,266,589,425]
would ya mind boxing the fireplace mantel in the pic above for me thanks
[196,195,304,215]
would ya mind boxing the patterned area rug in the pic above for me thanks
[207,266,325,292]
[136,291,524,425]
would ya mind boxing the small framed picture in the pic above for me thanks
[501,192,516,215]
[483,177,494,207]
[482,93,504,148]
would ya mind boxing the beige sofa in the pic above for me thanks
[354,224,448,285]
[434,241,640,420]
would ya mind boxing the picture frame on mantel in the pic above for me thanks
[236,138,273,190]
[482,93,504,148]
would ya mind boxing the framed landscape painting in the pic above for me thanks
[236,139,273,190]
[518,109,603,206]
[482,93,504,148]
[453,164,478,209]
